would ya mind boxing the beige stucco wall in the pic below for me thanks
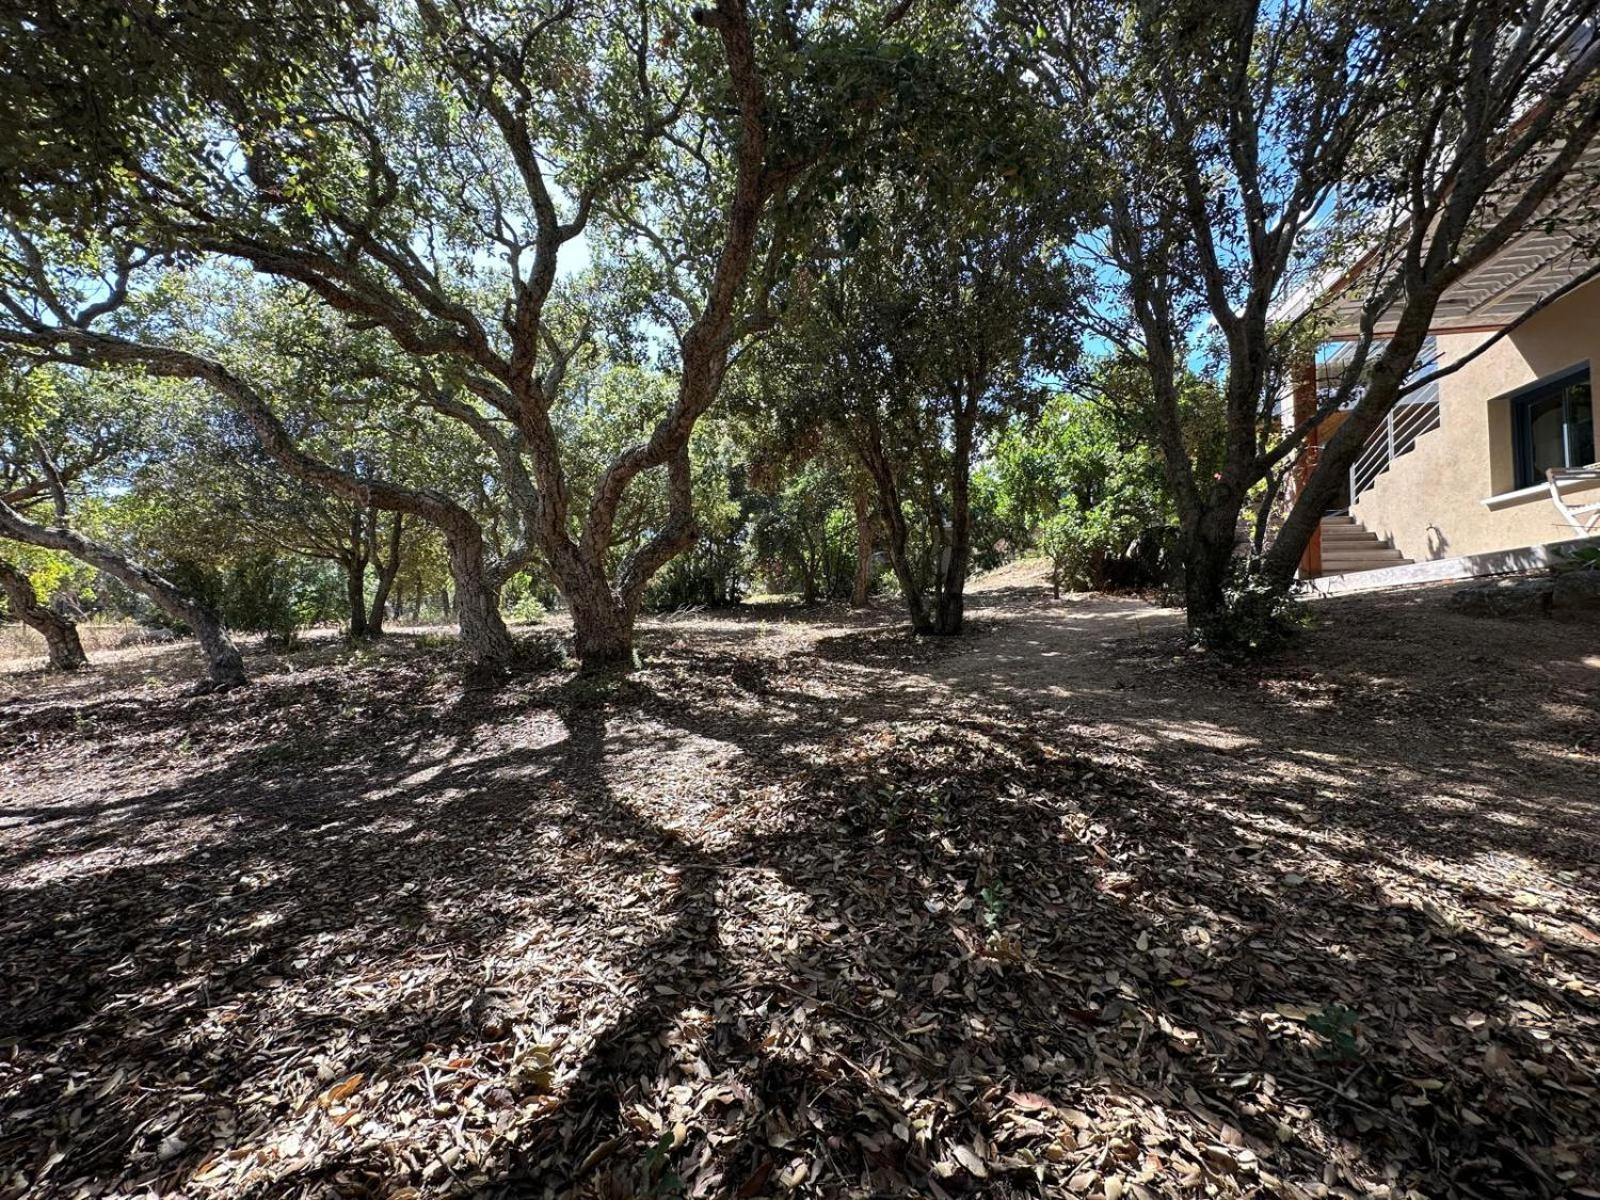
[1349,277,1600,561]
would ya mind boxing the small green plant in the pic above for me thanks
[1560,546,1600,571]
[1306,1004,1362,1062]
[980,882,1008,931]
[501,590,547,625]
[641,1130,685,1199]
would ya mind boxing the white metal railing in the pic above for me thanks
[1349,398,1442,502]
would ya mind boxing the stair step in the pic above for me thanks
[1298,515,1412,575]
[1320,529,1384,542]
[1323,546,1407,558]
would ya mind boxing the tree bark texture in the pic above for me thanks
[850,485,874,607]
[0,558,87,670]
[367,512,404,636]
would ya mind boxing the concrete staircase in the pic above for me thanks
[1316,515,1412,576]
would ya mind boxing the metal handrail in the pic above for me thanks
[1349,398,1442,502]
[1350,404,1435,484]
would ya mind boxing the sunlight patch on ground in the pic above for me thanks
[1142,720,1258,751]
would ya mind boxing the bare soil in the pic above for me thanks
[2,562,1598,1200]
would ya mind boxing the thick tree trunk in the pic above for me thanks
[931,401,977,637]
[851,487,873,608]
[445,530,514,675]
[0,559,87,670]
[569,583,635,672]
[848,419,932,634]
[188,608,248,690]
[879,492,931,634]
[343,508,370,640]
[1182,505,1243,641]
[0,501,245,688]
[933,540,968,636]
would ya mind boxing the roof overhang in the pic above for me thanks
[1318,222,1594,340]
[1278,135,1600,341]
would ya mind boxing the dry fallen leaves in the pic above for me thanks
[2,575,1597,1198]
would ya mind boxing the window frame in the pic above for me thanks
[1510,363,1592,490]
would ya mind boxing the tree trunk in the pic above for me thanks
[570,583,635,672]
[796,532,819,607]
[444,530,514,675]
[345,556,369,641]
[851,486,874,608]
[367,513,403,636]
[878,488,931,634]
[1251,468,1284,555]
[934,533,969,636]
[1260,319,1436,592]
[0,501,245,688]
[344,507,370,640]
[1182,505,1243,641]
[931,398,977,637]
[188,607,248,690]
[850,422,931,634]
[0,559,87,671]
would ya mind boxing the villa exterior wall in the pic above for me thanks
[1348,277,1600,562]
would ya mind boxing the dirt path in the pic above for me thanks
[2,568,1598,1200]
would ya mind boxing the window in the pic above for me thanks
[1512,366,1593,489]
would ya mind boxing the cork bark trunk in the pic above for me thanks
[0,558,87,671]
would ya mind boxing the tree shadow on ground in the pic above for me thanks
[1,584,1597,1199]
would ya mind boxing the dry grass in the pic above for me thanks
[0,621,172,670]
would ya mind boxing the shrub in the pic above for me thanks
[1193,562,1313,657]
[501,586,548,625]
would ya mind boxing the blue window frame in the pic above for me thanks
[1512,365,1593,489]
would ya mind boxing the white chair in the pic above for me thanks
[1548,466,1600,536]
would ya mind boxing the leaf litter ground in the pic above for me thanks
[2,563,1598,1199]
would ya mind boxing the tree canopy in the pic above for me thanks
[3,0,1597,677]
